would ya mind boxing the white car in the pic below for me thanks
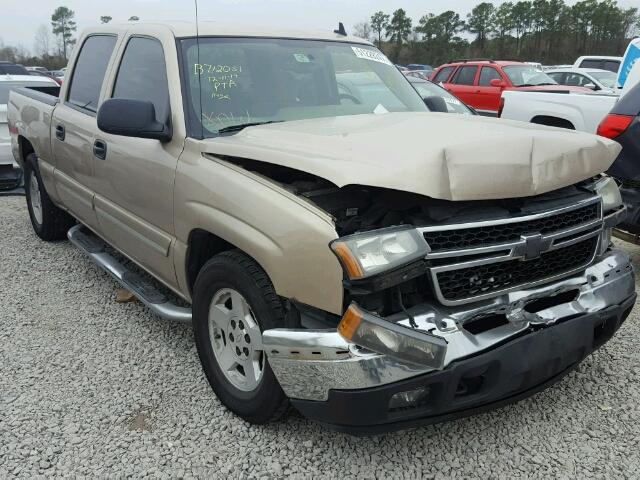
[0,75,58,192]
[573,55,623,73]
[546,68,619,93]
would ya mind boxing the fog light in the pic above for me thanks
[389,387,430,411]
[338,303,447,368]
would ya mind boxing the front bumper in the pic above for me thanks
[263,249,635,432]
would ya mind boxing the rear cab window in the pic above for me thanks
[451,66,478,85]
[112,37,170,123]
[66,35,118,114]
[579,59,602,69]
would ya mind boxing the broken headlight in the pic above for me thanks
[594,176,623,213]
[330,227,430,280]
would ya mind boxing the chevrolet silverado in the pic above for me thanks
[8,22,635,433]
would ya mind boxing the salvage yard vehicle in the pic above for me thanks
[546,68,619,93]
[431,60,589,116]
[598,81,640,233]
[8,22,636,433]
[407,77,476,115]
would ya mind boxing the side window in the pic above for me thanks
[433,66,455,83]
[451,66,478,85]
[112,37,170,123]
[579,59,601,69]
[603,60,620,73]
[548,72,564,83]
[67,35,117,113]
[478,67,502,86]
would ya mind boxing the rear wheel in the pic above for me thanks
[192,251,289,423]
[24,153,74,241]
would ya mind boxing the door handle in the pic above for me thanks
[55,124,65,141]
[93,139,107,160]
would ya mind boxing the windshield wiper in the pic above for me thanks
[217,121,284,134]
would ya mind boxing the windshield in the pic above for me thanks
[180,38,428,137]
[410,81,473,115]
[590,71,617,88]
[503,65,557,87]
[0,64,29,75]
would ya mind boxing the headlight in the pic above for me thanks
[594,176,623,213]
[330,227,430,280]
[338,303,447,368]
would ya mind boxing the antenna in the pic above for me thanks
[334,22,347,36]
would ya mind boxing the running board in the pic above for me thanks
[67,224,192,323]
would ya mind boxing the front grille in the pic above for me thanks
[435,237,598,302]
[423,203,599,252]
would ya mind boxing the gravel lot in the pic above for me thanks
[2,196,640,479]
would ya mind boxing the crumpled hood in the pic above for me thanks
[202,112,621,201]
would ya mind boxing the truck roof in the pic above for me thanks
[85,21,373,45]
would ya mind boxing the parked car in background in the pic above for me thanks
[1,74,58,192]
[574,55,623,73]
[547,68,619,93]
[407,77,476,115]
[28,70,63,85]
[0,61,29,75]
[499,89,619,132]
[404,70,431,81]
[48,70,65,80]
[598,81,640,233]
[407,63,432,72]
[431,60,589,116]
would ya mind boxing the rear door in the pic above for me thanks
[51,34,119,229]
[474,66,505,114]
[92,33,184,286]
[446,65,479,108]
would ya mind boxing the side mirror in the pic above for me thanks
[424,95,448,113]
[97,98,172,142]
[490,78,506,88]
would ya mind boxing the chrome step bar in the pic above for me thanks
[67,224,192,323]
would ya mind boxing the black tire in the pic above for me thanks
[192,250,289,424]
[24,153,75,241]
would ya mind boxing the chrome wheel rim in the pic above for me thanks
[29,173,43,226]
[208,288,264,392]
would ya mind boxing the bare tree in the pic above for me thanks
[128,16,140,21]
[100,16,112,24]
[34,24,52,57]
[353,22,373,41]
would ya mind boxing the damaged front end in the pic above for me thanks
[258,173,635,431]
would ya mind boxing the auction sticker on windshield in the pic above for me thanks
[352,47,392,66]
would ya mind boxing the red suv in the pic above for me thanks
[431,60,590,115]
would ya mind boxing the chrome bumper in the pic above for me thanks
[263,249,635,401]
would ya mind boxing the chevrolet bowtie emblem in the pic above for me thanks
[520,233,546,260]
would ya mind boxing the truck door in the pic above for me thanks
[51,34,118,230]
[91,34,183,288]
[475,66,505,114]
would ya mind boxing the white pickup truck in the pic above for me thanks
[500,39,640,133]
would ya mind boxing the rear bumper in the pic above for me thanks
[264,249,635,433]
[292,294,635,434]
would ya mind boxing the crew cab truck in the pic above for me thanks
[8,22,636,433]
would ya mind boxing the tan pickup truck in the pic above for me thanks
[8,22,636,433]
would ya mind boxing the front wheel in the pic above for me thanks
[192,251,289,424]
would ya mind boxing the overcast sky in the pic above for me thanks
[1,0,637,54]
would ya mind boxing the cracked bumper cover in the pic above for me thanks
[263,249,635,432]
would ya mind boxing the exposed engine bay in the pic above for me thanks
[221,155,603,322]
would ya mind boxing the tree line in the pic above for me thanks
[355,0,639,67]
[0,6,139,70]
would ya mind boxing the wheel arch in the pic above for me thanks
[530,115,576,130]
